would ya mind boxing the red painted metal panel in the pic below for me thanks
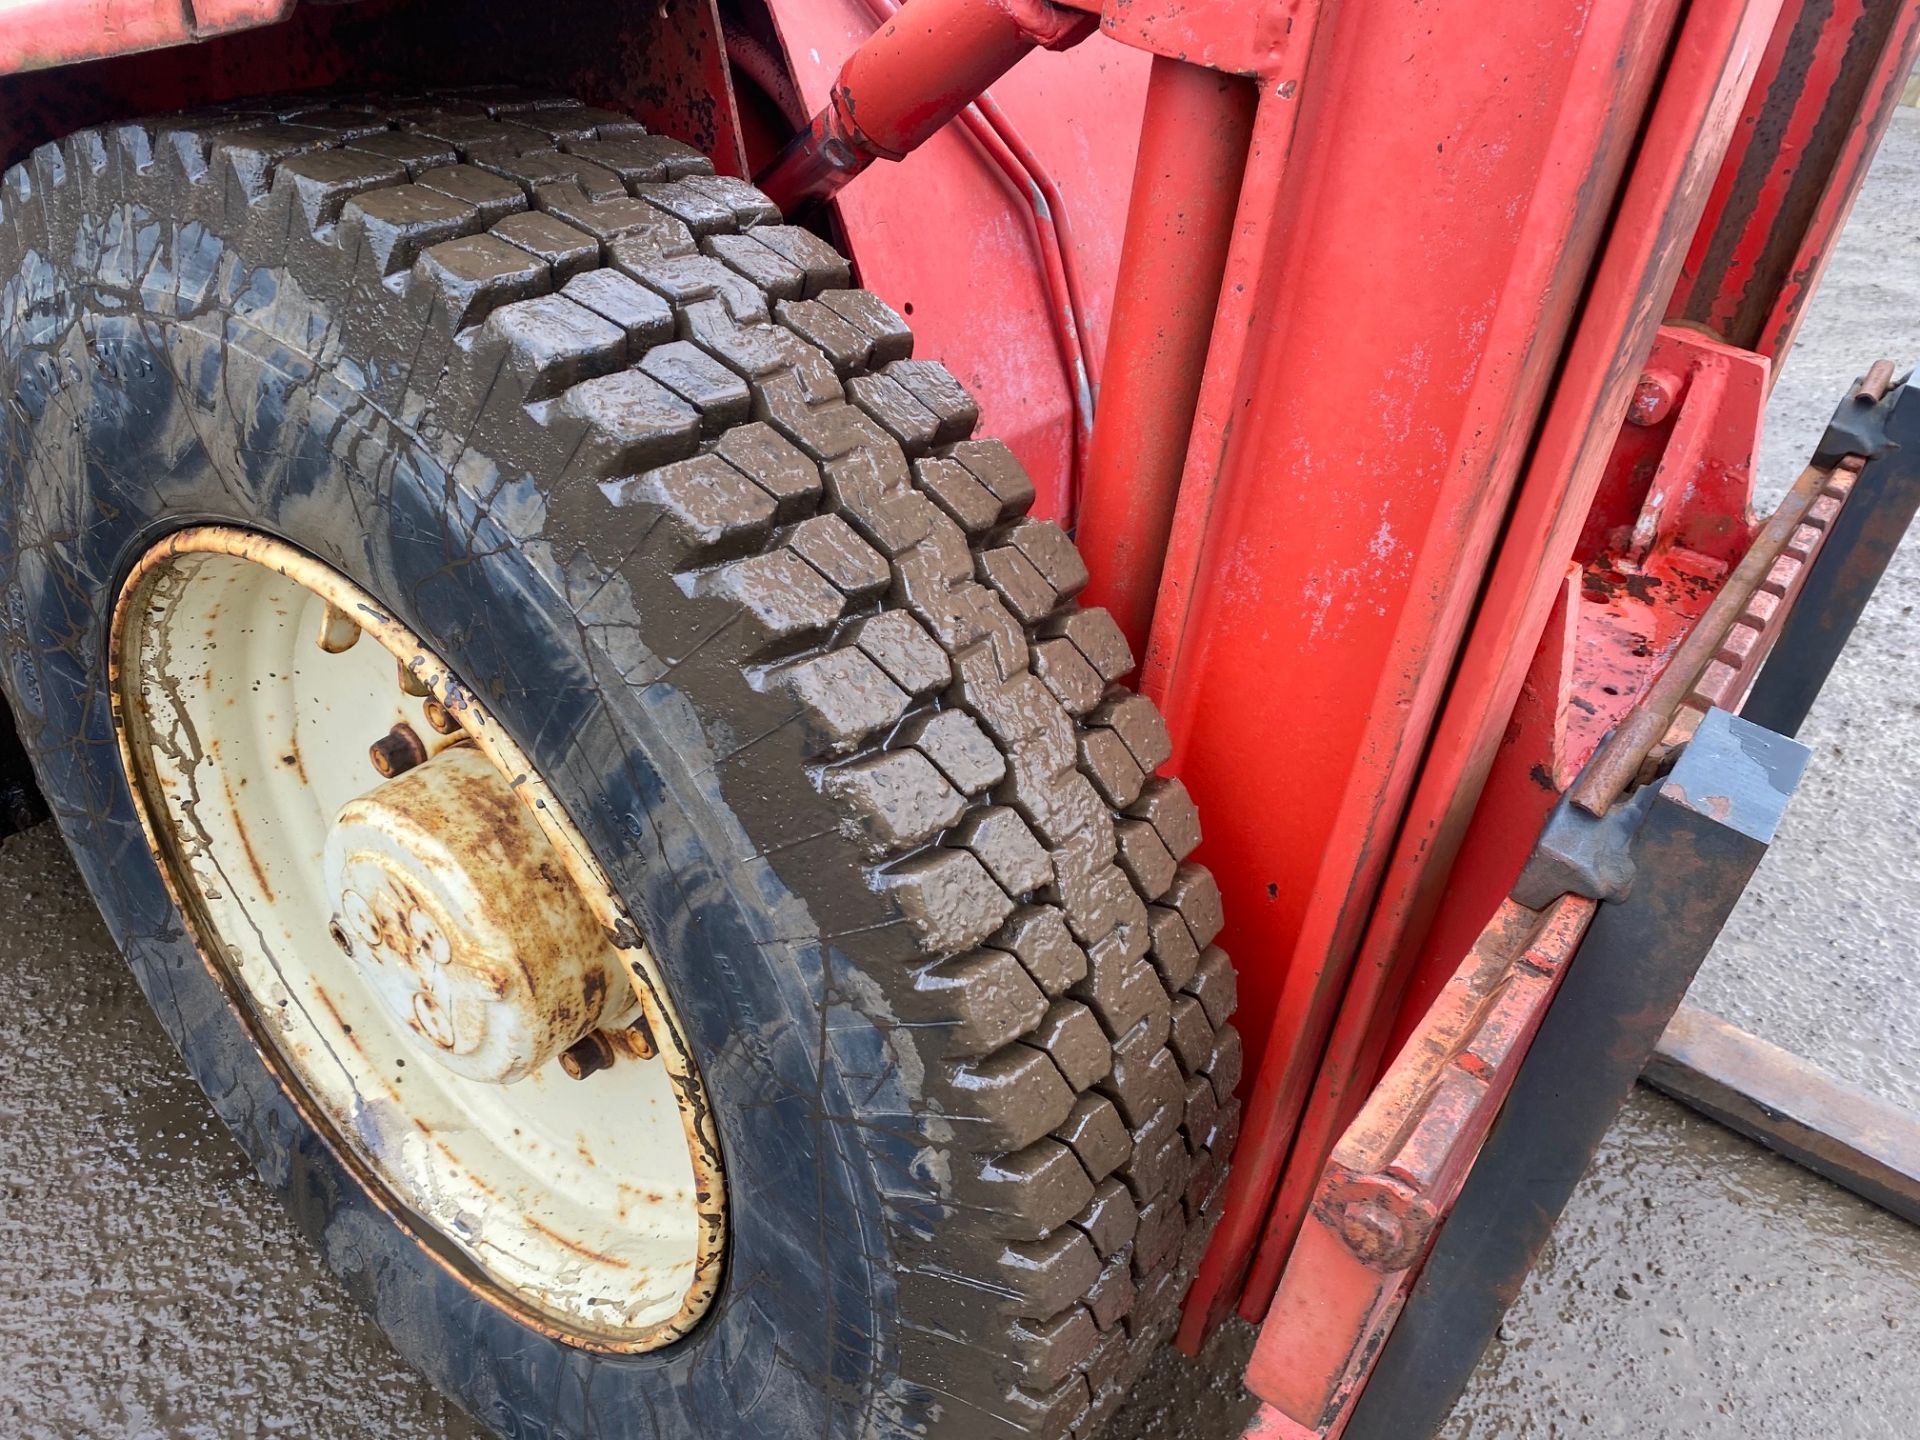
[1157,0,1685,1347]
[1,0,747,179]
[765,0,1149,518]
[0,0,294,76]
[1229,0,1783,1324]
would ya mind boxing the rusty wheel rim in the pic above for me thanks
[110,527,725,1353]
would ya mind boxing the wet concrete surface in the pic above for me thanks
[3,110,1920,1440]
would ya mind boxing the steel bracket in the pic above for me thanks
[1509,772,1658,909]
[1813,368,1908,467]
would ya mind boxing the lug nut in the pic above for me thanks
[560,1029,619,1080]
[327,919,353,954]
[397,660,431,697]
[422,697,459,734]
[369,722,429,778]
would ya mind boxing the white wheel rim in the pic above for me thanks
[110,528,725,1352]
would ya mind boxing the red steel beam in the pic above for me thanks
[1669,0,1920,365]
[1233,0,1787,1321]
[1076,57,1258,657]
[1158,0,1686,1348]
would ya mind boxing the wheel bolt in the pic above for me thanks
[423,697,459,734]
[327,919,353,954]
[559,1029,619,1080]
[369,722,428,778]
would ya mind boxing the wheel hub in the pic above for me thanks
[324,745,633,1085]
[109,528,725,1351]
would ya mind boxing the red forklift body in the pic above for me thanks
[3,0,1917,1434]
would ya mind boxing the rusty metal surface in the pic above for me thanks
[1647,1003,1920,1226]
[1341,707,1811,1440]
[109,528,727,1357]
[326,746,630,1087]
[1245,896,1595,1437]
[1570,459,1835,814]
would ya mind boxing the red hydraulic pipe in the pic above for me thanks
[756,0,1095,213]
[1074,59,1257,660]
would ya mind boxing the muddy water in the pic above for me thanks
[0,825,480,1440]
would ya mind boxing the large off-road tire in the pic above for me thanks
[0,88,1240,1439]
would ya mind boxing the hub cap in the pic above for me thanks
[110,528,725,1351]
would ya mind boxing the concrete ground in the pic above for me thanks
[3,111,1919,1440]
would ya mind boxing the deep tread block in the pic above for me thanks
[887,359,979,444]
[784,514,891,597]
[1072,1178,1139,1260]
[903,710,1007,797]
[1167,995,1215,1076]
[416,163,526,225]
[342,184,479,276]
[1129,778,1202,862]
[558,368,700,470]
[779,647,908,752]
[819,287,913,363]
[607,453,775,552]
[933,1045,1077,1152]
[564,135,711,184]
[1113,818,1179,902]
[274,149,408,231]
[1146,906,1203,993]
[948,437,1036,520]
[481,293,625,399]
[713,422,822,521]
[1183,946,1237,1029]
[885,849,1015,954]
[1052,1093,1130,1185]
[748,224,853,294]
[638,340,752,433]
[990,906,1088,997]
[560,268,673,348]
[906,950,1049,1059]
[826,749,967,852]
[1025,1000,1112,1092]
[416,233,549,330]
[1033,636,1105,717]
[1165,865,1226,952]
[490,210,600,282]
[954,807,1053,897]
[850,611,951,696]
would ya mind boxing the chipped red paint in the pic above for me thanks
[0,0,295,76]
[1218,0,1787,1338]
[1246,897,1595,1438]
[1160,0,1688,1349]
[1670,0,1920,365]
